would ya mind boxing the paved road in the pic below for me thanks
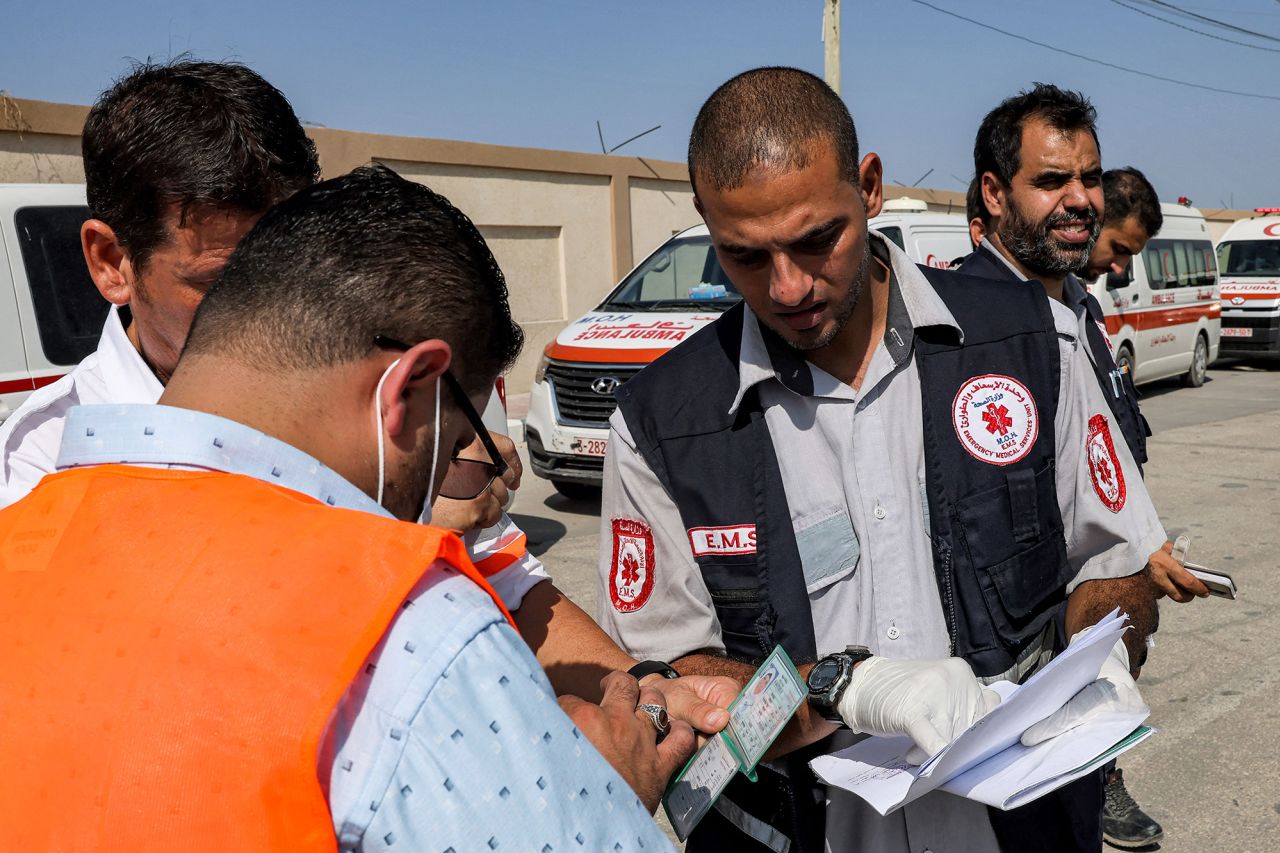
[508,358,1280,851]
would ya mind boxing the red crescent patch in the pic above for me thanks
[1086,414,1127,513]
[610,518,656,612]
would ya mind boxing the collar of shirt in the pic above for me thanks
[727,231,960,415]
[979,237,1028,281]
[1060,272,1099,321]
[980,238,1095,322]
[98,305,166,405]
[56,403,389,517]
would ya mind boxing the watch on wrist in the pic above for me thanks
[806,645,873,724]
[628,660,680,681]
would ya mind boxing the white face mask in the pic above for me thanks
[374,359,442,524]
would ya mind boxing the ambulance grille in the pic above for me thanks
[546,360,645,427]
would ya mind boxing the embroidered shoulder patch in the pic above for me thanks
[1086,414,1127,513]
[951,374,1039,466]
[609,518,656,613]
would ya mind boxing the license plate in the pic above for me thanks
[1221,327,1253,338]
[573,438,609,457]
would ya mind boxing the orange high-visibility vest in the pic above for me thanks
[0,464,514,851]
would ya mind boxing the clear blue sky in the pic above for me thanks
[4,0,1279,210]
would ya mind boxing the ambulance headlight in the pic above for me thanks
[534,353,550,384]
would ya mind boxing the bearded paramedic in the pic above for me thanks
[595,67,1164,853]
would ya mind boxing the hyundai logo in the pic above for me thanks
[591,376,621,395]
[1231,296,1245,306]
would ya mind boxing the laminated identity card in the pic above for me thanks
[662,645,807,840]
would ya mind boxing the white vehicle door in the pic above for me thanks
[1137,239,1183,381]
[0,231,29,422]
[907,226,973,270]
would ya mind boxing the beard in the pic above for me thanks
[999,194,1101,277]
[779,238,872,352]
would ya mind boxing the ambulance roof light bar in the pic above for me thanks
[1255,207,1280,214]
[881,197,929,213]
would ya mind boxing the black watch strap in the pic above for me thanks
[628,660,680,681]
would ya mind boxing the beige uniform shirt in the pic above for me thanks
[597,233,1165,853]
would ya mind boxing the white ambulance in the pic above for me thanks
[525,206,970,497]
[1215,210,1280,359]
[1086,202,1221,387]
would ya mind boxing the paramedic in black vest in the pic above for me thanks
[596,67,1166,853]
[957,95,1211,847]
[959,96,1209,609]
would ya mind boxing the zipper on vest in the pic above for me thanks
[940,544,957,656]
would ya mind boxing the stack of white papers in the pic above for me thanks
[810,610,1154,813]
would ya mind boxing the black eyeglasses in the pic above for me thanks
[374,335,508,501]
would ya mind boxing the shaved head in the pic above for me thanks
[688,66,859,196]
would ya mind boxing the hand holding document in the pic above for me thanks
[809,610,1154,814]
[662,647,807,840]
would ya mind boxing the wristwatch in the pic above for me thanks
[806,645,874,724]
[628,660,680,681]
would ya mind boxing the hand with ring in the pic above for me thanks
[635,702,671,742]
[558,671,696,813]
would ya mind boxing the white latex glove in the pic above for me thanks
[1021,635,1148,747]
[836,656,1002,765]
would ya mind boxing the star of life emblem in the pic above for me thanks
[951,374,1039,466]
[1086,414,1127,513]
[609,518,656,612]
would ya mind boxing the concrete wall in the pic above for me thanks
[0,94,1258,390]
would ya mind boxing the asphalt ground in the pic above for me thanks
[506,358,1280,851]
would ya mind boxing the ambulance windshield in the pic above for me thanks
[1218,240,1280,277]
[602,236,741,311]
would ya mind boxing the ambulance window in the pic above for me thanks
[15,206,108,365]
[1219,240,1280,276]
[1190,240,1216,286]
[1171,241,1193,288]
[1144,241,1173,289]
[603,236,740,309]
[875,226,905,250]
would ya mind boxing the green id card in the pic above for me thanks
[661,646,807,840]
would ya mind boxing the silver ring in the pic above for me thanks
[636,702,670,738]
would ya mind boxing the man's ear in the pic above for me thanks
[981,172,1007,220]
[81,219,134,306]
[379,339,452,439]
[858,153,884,219]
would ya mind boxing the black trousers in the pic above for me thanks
[988,768,1106,853]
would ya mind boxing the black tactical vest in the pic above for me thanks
[615,266,1079,852]
[956,244,1151,467]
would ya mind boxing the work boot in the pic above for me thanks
[1103,769,1163,849]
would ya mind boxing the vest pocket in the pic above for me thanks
[794,509,860,594]
[954,461,1071,632]
[702,560,767,656]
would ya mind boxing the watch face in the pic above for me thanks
[808,657,841,693]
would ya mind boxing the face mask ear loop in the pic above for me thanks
[374,358,400,507]
[426,377,442,509]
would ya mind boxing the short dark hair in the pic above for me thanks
[1102,167,1162,238]
[185,165,523,391]
[966,176,990,226]
[688,66,859,195]
[82,59,320,270]
[973,83,1099,188]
